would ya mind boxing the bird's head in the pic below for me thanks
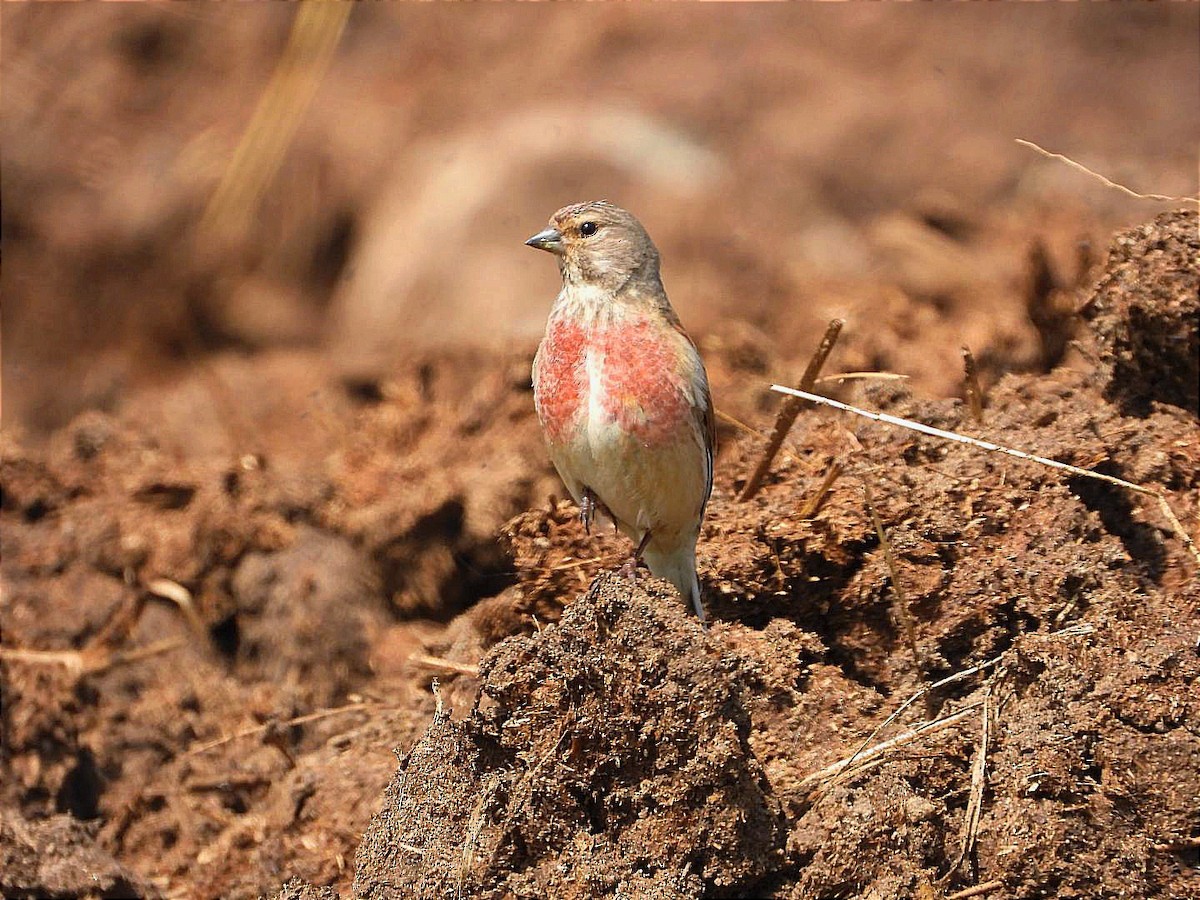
[525,201,661,293]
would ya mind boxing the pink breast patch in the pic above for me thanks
[535,317,587,444]
[597,318,690,445]
[537,313,693,447]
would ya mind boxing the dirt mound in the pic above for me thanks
[268,211,1198,898]
[1084,209,1200,415]
[356,573,785,899]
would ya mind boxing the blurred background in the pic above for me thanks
[3,3,1197,434]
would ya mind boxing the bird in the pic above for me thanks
[526,201,715,621]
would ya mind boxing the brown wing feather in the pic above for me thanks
[668,317,716,519]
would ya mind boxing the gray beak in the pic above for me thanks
[525,226,563,253]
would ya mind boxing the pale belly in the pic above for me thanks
[547,417,708,543]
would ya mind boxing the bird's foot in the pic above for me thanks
[619,556,642,583]
[620,531,654,583]
[579,488,597,534]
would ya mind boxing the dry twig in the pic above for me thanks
[961,346,984,423]
[863,482,925,680]
[740,319,844,501]
[797,461,843,520]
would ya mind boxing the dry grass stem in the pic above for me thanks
[801,703,982,794]
[805,625,1092,805]
[145,577,208,637]
[770,385,1200,568]
[199,3,351,244]
[458,781,494,898]
[1151,497,1200,568]
[89,638,187,674]
[550,557,605,572]
[0,638,184,677]
[797,461,843,520]
[739,318,844,501]
[863,482,925,680]
[412,654,481,677]
[185,701,374,757]
[946,880,1004,900]
[187,773,272,794]
[1015,139,1199,206]
[0,647,86,674]
[814,372,909,386]
[1152,836,1200,851]
[716,408,805,468]
[488,715,575,875]
[961,346,984,423]
[946,682,994,878]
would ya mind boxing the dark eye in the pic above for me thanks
[579,221,598,237]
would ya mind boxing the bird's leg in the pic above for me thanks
[634,530,653,561]
[620,531,653,582]
[579,488,597,534]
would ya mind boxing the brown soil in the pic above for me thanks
[3,7,1199,900]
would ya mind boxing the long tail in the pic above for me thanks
[642,537,706,623]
